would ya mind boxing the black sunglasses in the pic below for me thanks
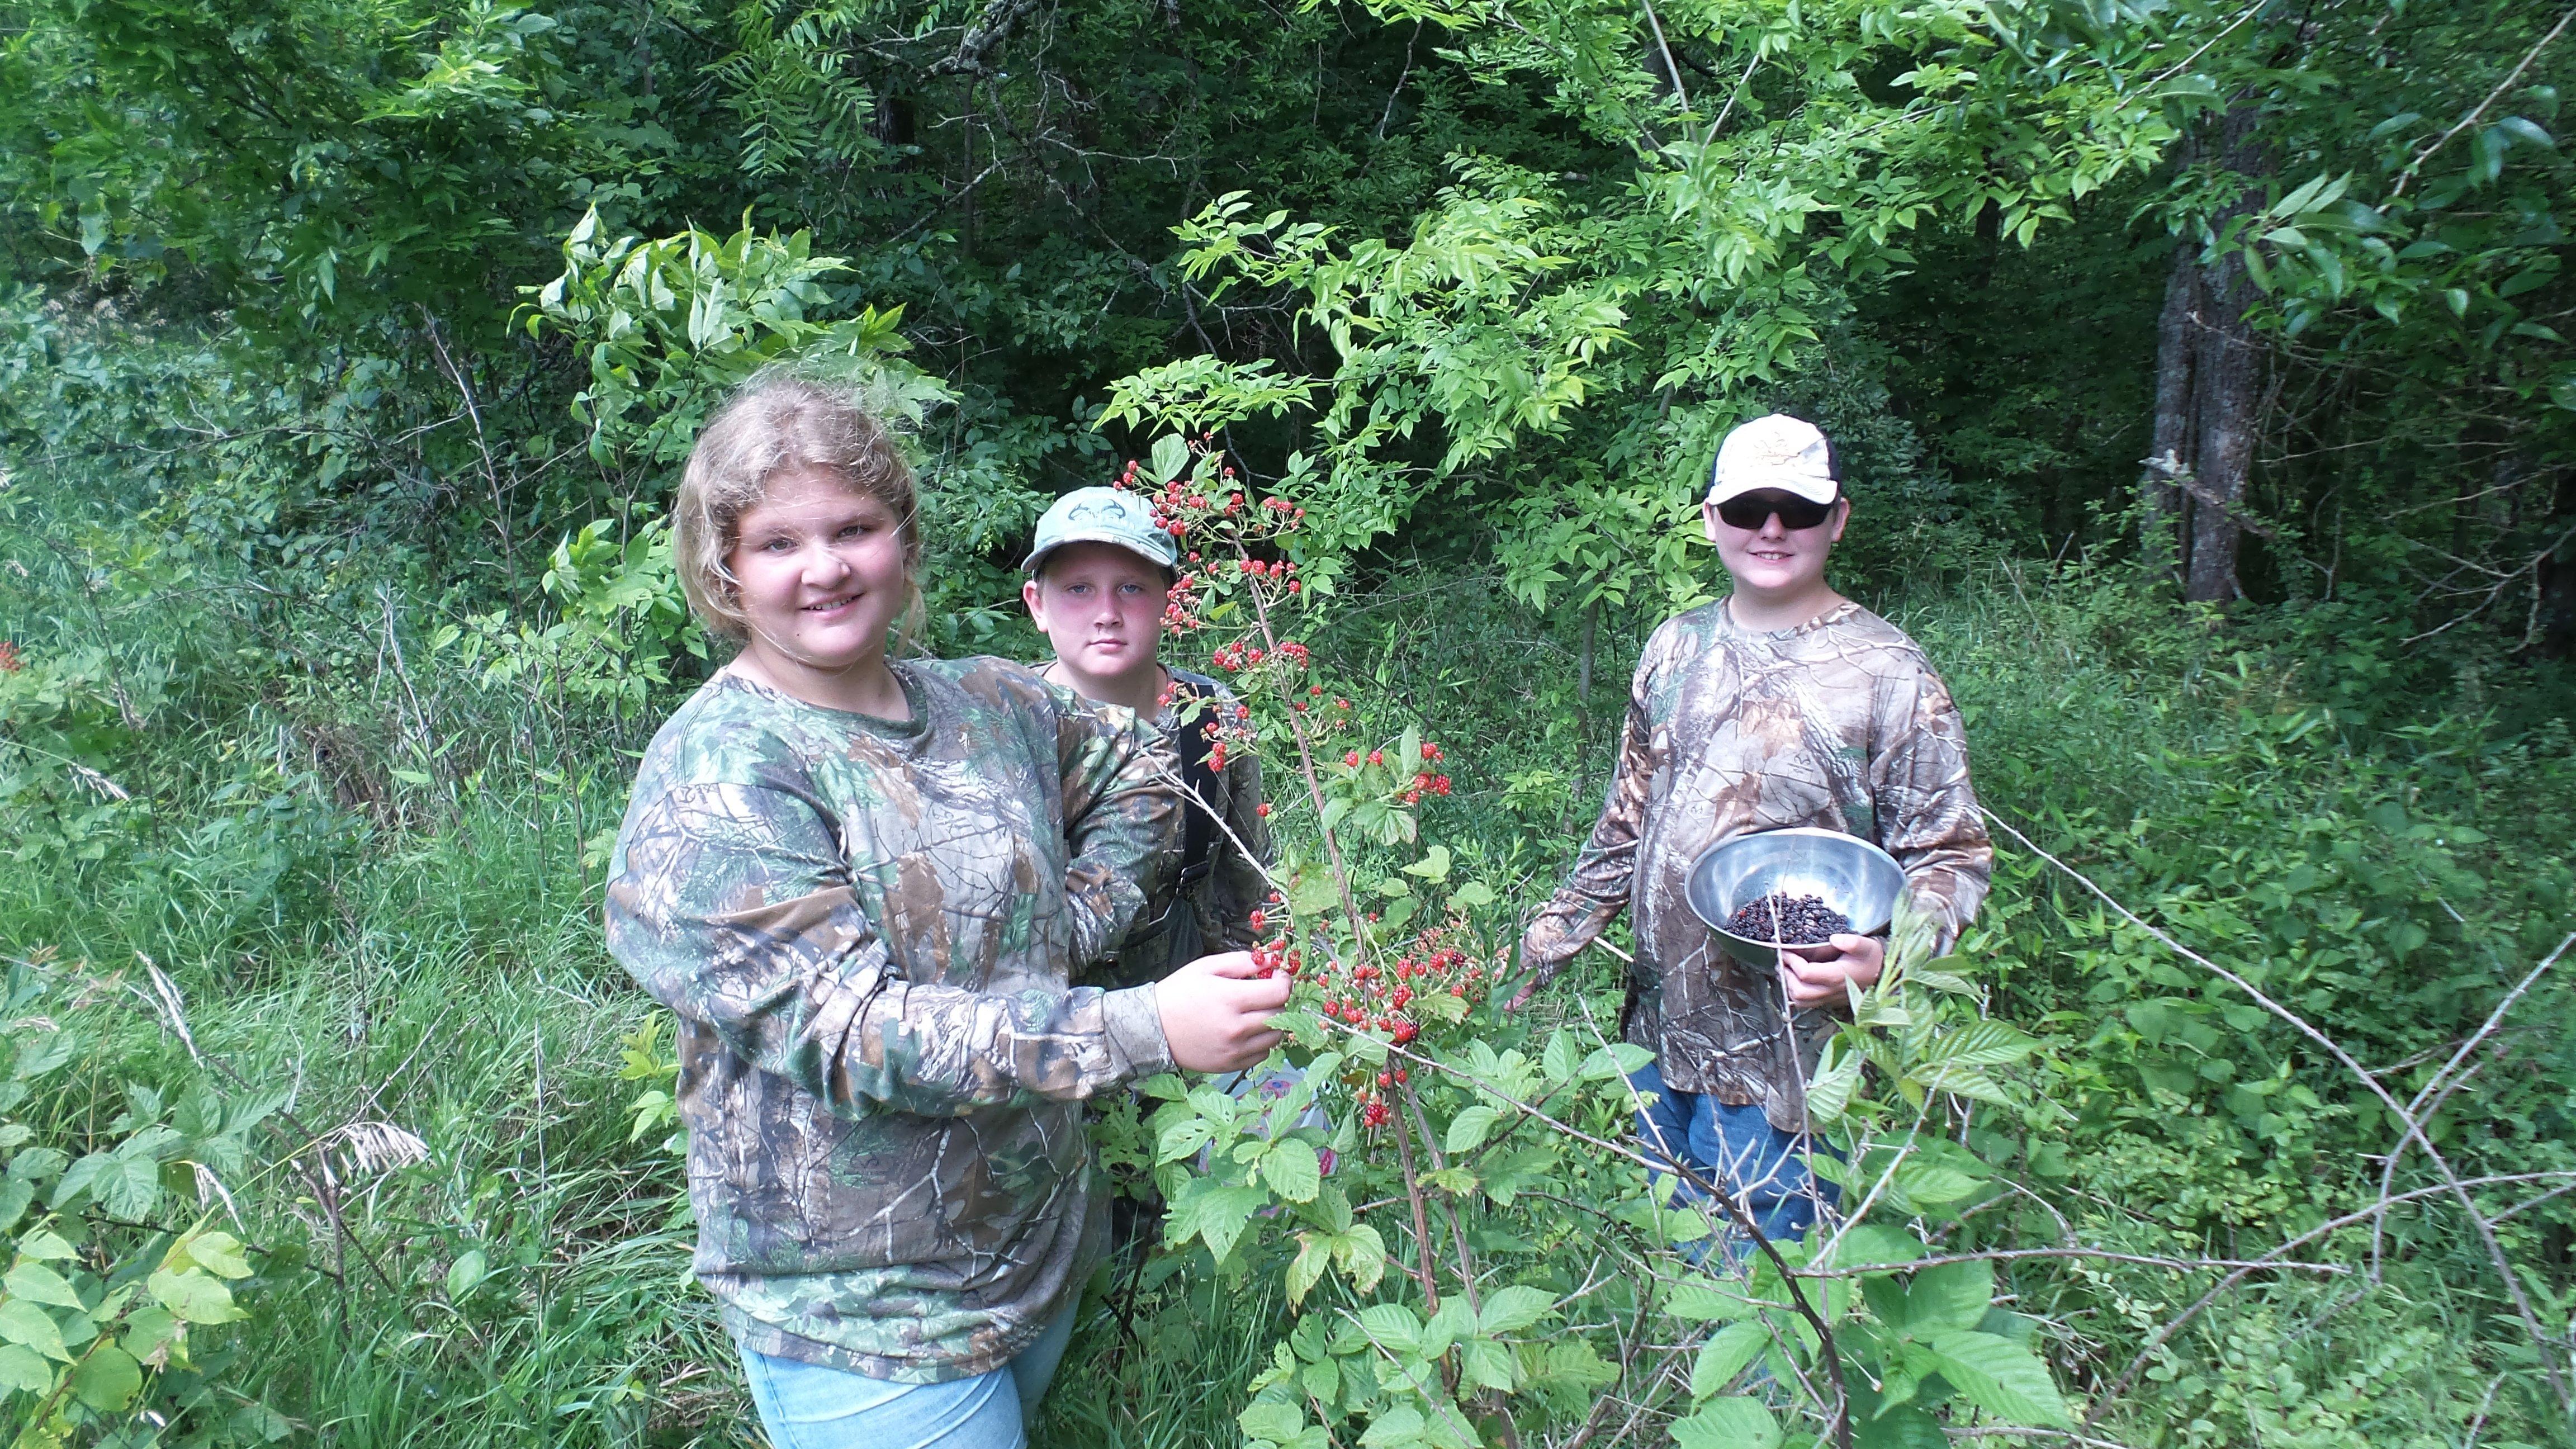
[1713,490,1839,531]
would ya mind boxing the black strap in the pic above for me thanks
[1168,670,1224,889]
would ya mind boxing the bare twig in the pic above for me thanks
[927,0,1043,77]
[1796,1248,2351,1280]
[2393,6,2576,196]
[2370,930,2573,1276]
[1982,807,2572,1415]
[1637,0,1694,117]
[2089,1170,2576,1409]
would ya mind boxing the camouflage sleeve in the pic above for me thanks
[1056,695,1184,969]
[607,781,1174,1119]
[1518,646,1660,991]
[1870,666,1993,954]
[1211,749,1275,951]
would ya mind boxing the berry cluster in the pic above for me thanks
[1301,920,1499,1128]
[1208,638,1311,673]
[1111,443,1379,779]
[1337,741,1453,802]
[0,640,19,674]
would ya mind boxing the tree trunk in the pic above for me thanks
[2141,106,2271,604]
[2185,244,2261,603]
[2142,245,2199,581]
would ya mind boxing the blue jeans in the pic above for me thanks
[740,1302,1078,1449]
[1630,1059,1837,1253]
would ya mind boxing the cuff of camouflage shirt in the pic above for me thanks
[1102,984,1175,1079]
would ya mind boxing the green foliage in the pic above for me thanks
[4,0,2576,1442]
[0,961,285,1445]
[524,210,945,478]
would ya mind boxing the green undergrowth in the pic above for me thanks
[7,503,2575,1445]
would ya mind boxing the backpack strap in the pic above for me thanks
[1167,670,1226,891]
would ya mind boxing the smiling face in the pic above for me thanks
[728,466,913,689]
[1703,491,1850,619]
[1022,541,1172,704]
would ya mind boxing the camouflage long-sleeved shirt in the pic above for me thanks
[1521,599,1991,1131]
[605,659,1180,1383]
[1089,670,1274,991]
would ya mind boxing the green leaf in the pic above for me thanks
[148,1268,243,1325]
[0,1343,50,1393]
[8,1147,68,1183]
[1904,1259,1995,1334]
[1420,1297,1475,1360]
[1444,1105,1503,1155]
[1576,1044,1641,1081]
[1460,1336,1517,1390]
[1170,1180,1270,1263]
[1401,844,1451,881]
[1156,1117,1215,1165]
[1359,1405,1427,1448]
[446,1248,489,1300]
[1930,1019,2037,1067]
[1671,1396,1781,1449]
[1924,1330,2072,1427]
[1476,1284,1555,1335]
[1541,1031,1580,1084]
[1666,1281,1758,1322]
[0,1341,54,1392]
[120,1305,178,1363]
[1355,1303,1422,1357]
[3,1261,84,1309]
[229,1399,296,1442]
[0,1300,68,1361]
[1240,1399,1306,1446]
[1263,1139,1322,1202]
[16,1229,76,1261]
[180,1229,252,1278]
[1891,1159,1984,1206]
[1805,1044,1863,1123]
[1690,1321,1772,1398]
[2495,115,2555,151]
[69,1343,141,1411]
[54,1149,160,1218]
[1287,1233,1331,1305]
[1332,1224,1388,1293]
[1821,1223,1925,1271]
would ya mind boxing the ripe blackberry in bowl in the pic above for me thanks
[1723,892,1851,946]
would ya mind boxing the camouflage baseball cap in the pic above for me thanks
[1022,486,1180,575]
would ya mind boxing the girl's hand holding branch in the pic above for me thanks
[1157,950,1292,1072]
[1777,933,1884,1008]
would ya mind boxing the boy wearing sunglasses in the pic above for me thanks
[1508,414,1992,1249]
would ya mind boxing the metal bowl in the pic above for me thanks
[1683,827,1906,969]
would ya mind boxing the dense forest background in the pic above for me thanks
[4,0,2576,1444]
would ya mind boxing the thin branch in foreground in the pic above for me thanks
[1796,1248,2351,1280]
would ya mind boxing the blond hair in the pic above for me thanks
[673,374,925,649]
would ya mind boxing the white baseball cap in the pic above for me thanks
[1707,414,1841,506]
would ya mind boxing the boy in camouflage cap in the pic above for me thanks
[1022,485,1275,988]
[1511,414,1992,1248]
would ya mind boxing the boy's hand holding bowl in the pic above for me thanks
[1775,932,1884,1007]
